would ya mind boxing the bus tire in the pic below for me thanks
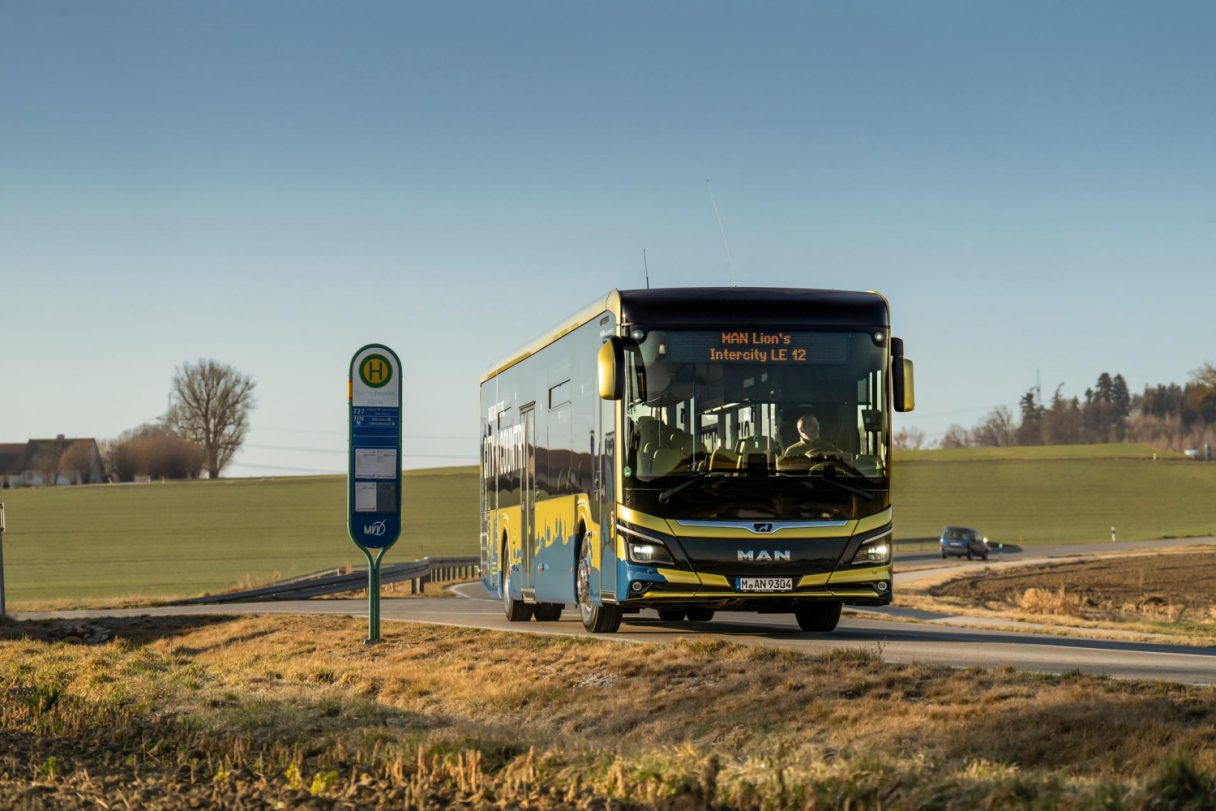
[657,609,685,621]
[794,601,842,632]
[685,608,715,622]
[577,535,622,633]
[502,548,533,622]
[533,603,563,621]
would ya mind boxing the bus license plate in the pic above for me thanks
[737,577,793,592]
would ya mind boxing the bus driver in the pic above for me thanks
[780,413,850,465]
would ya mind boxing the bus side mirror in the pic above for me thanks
[598,337,625,400]
[891,337,915,413]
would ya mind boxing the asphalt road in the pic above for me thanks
[14,537,1216,685]
[893,535,1216,567]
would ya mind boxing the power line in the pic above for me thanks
[255,426,471,441]
[227,461,341,474]
[230,458,475,475]
[245,443,345,454]
[243,443,472,460]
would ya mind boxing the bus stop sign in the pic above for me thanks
[348,345,403,550]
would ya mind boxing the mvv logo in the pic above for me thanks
[737,550,791,561]
[364,520,387,537]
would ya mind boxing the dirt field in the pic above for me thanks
[929,548,1216,631]
[4,615,1216,809]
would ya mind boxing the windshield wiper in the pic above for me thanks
[797,475,881,499]
[658,476,702,504]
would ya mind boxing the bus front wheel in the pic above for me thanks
[577,536,622,633]
[794,601,842,632]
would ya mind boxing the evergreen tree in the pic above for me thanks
[1016,388,1042,445]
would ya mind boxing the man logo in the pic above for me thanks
[737,550,791,562]
[752,522,774,533]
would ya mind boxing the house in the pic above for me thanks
[0,444,24,489]
[0,435,104,488]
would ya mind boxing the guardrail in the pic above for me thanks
[182,555,480,605]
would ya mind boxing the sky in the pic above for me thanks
[2,1,1213,474]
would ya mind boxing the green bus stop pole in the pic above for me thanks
[363,546,385,643]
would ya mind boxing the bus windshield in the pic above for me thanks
[622,328,890,521]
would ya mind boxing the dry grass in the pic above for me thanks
[3,615,1216,808]
[919,547,1216,643]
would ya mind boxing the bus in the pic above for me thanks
[479,287,915,633]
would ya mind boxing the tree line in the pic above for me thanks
[897,362,1216,452]
[104,359,256,482]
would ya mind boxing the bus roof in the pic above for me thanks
[481,290,622,383]
[480,287,890,383]
[618,287,888,328]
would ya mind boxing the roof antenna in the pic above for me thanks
[705,179,737,286]
[642,249,651,289]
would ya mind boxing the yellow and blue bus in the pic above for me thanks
[480,288,915,633]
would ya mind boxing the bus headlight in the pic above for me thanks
[852,534,892,566]
[627,541,674,565]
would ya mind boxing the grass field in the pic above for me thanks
[0,468,478,606]
[2,444,1215,607]
[898,442,1180,463]
[894,446,1216,544]
[4,616,1216,809]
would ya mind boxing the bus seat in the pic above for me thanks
[636,417,662,451]
[709,448,738,471]
[735,436,779,465]
[650,448,687,476]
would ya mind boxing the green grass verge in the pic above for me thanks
[0,468,478,605]
[3,445,1216,606]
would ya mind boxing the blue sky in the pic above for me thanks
[2,1,1213,473]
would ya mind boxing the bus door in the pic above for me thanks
[599,427,617,600]
[521,405,537,586]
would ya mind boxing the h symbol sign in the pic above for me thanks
[360,354,393,388]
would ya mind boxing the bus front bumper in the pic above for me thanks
[615,562,893,608]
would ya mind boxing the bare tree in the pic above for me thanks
[59,441,99,484]
[109,423,206,481]
[168,360,256,478]
[940,424,972,449]
[1193,362,1216,389]
[973,406,1017,447]
[31,439,67,485]
[893,426,926,451]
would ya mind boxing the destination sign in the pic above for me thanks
[665,331,849,365]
